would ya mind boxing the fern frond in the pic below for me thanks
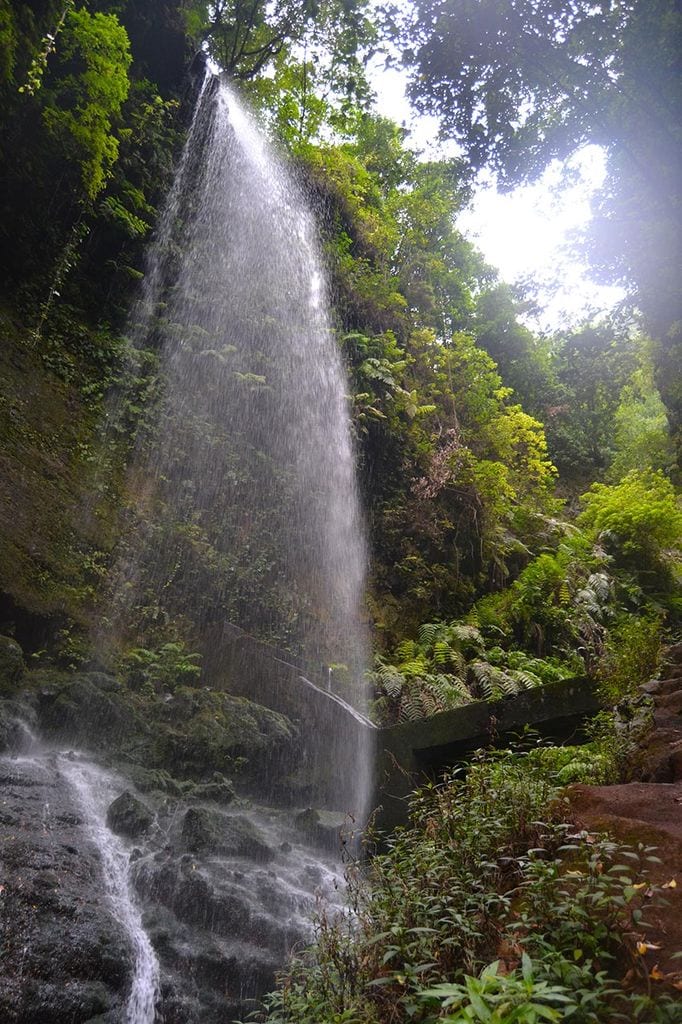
[493,670,521,697]
[377,665,404,698]
[399,657,429,678]
[587,572,611,602]
[449,624,484,650]
[395,639,418,661]
[418,622,440,646]
[433,640,452,665]
[507,669,541,690]
[399,683,428,722]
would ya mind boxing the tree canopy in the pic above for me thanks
[398,0,681,450]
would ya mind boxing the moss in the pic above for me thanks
[0,306,123,633]
[23,668,298,784]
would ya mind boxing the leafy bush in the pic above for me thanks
[118,641,201,694]
[371,616,578,724]
[257,752,679,1023]
[524,743,617,786]
[419,957,575,1023]
[578,470,682,593]
[597,614,662,701]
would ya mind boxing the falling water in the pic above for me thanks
[59,756,160,1024]
[107,68,372,815]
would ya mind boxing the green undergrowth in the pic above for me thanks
[255,751,682,1024]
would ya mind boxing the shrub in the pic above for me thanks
[578,470,682,593]
[257,752,678,1023]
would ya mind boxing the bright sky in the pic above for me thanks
[370,65,625,333]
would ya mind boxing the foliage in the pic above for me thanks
[608,364,676,482]
[578,470,682,592]
[41,7,132,200]
[118,641,202,695]
[545,322,639,488]
[397,0,682,453]
[17,0,73,96]
[524,742,617,787]
[596,615,663,703]
[258,753,679,1023]
[371,616,578,725]
[419,957,575,1023]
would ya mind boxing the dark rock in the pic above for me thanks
[294,807,320,833]
[193,772,236,805]
[106,790,154,838]
[654,690,682,714]
[181,807,274,861]
[663,642,682,664]
[294,807,347,851]
[0,635,24,692]
[641,677,682,696]
[0,754,131,1023]
[124,763,183,796]
[670,743,682,781]
[0,699,39,753]
[35,670,148,753]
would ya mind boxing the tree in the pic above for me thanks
[399,0,682,450]
[42,7,131,200]
[578,469,682,594]
[200,0,373,85]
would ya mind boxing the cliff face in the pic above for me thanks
[0,306,121,650]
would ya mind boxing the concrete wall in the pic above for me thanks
[373,677,599,832]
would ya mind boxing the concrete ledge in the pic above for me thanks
[374,677,599,832]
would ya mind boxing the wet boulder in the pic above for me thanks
[0,699,38,754]
[106,790,154,838]
[181,807,274,861]
[0,755,132,1023]
[193,772,236,805]
[294,807,347,851]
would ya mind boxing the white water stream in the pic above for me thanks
[57,756,160,1024]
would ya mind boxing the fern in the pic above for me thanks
[399,657,429,678]
[433,640,452,665]
[449,624,484,650]
[588,571,612,603]
[399,684,428,722]
[418,622,440,646]
[396,639,418,661]
[507,669,541,690]
[377,665,404,699]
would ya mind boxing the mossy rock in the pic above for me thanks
[29,669,150,753]
[0,697,38,753]
[24,666,299,791]
[192,772,236,805]
[294,807,347,850]
[121,764,184,797]
[154,687,298,780]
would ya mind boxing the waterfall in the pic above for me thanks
[107,68,373,817]
[58,756,160,1024]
